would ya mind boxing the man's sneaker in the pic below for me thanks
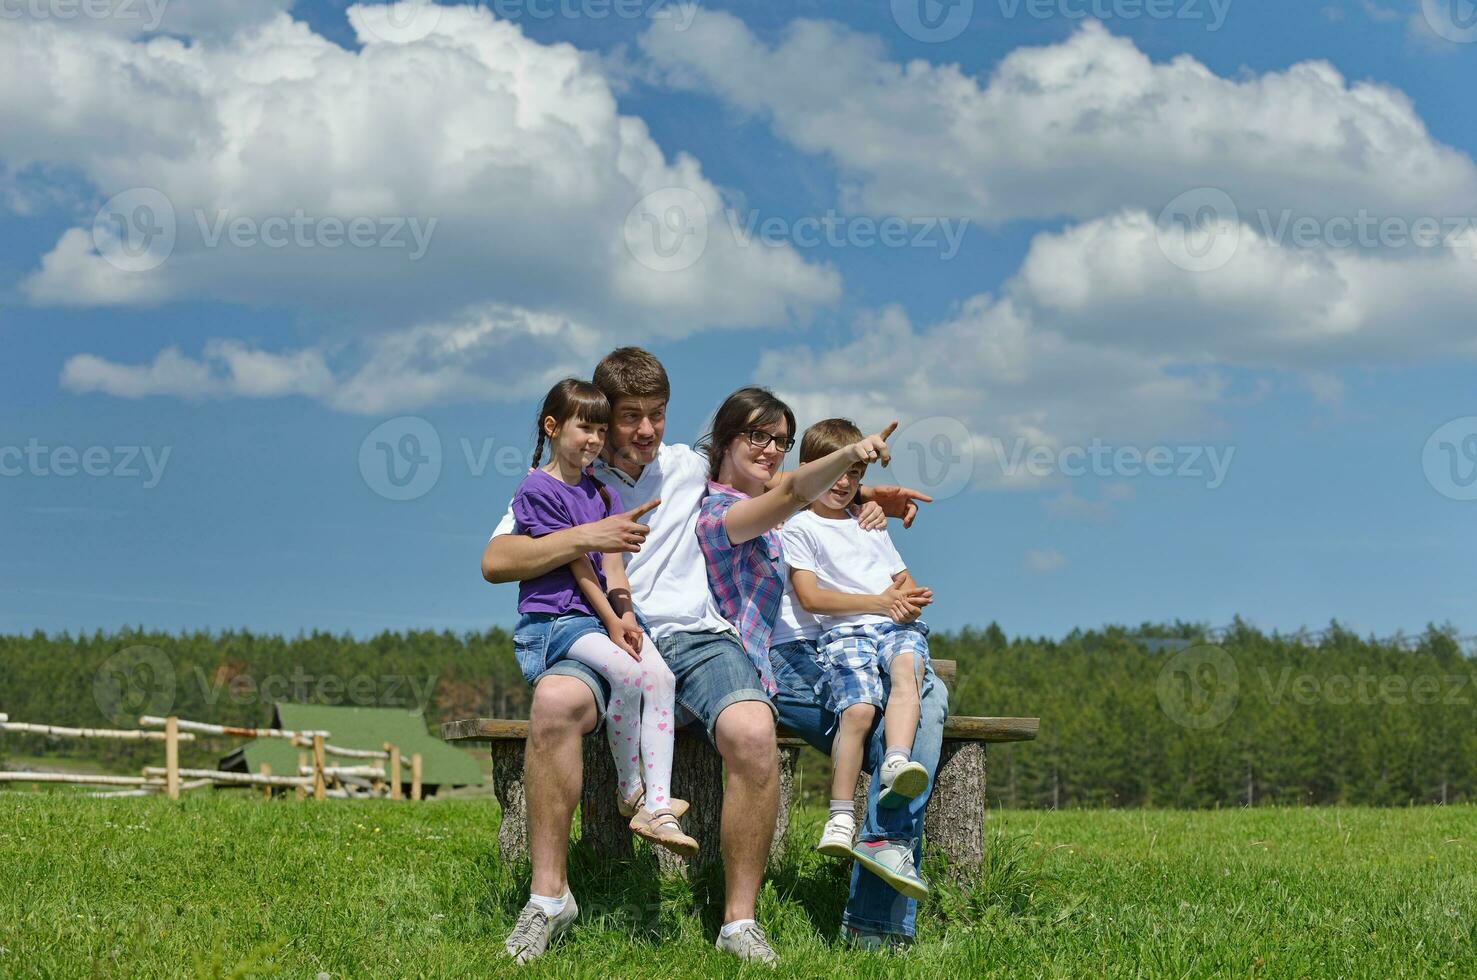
[877,758,929,809]
[851,840,929,901]
[816,811,857,858]
[843,925,914,952]
[504,894,578,964]
[715,921,778,966]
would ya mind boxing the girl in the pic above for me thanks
[511,378,696,857]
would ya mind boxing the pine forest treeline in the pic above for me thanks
[1,620,1472,807]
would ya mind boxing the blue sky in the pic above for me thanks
[1,0,1473,641]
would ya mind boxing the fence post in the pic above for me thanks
[164,716,180,801]
[386,743,402,801]
[410,753,422,802]
[259,763,272,801]
[296,752,307,800]
[311,734,327,801]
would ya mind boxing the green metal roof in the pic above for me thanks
[219,703,482,787]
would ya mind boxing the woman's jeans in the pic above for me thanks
[769,639,949,940]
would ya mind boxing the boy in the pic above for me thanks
[780,418,934,899]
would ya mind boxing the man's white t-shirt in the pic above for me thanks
[492,443,735,641]
[779,508,908,632]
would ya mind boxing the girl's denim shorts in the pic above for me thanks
[511,611,607,686]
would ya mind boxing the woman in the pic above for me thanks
[693,386,895,695]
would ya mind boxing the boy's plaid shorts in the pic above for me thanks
[814,621,930,715]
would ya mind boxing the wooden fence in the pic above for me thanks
[0,713,422,802]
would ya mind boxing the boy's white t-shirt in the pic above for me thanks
[779,508,908,632]
[770,562,822,646]
[491,442,735,641]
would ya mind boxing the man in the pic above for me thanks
[482,347,934,963]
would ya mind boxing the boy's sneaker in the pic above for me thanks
[877,757,929,809]
[851,840,929,901]
[816,811,857,858]
[504,894,578,964]
[715,922,778,966]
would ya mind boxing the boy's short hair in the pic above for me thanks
[594,347,670,406]
[800,417,865,465]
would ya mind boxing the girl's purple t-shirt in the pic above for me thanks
[511,468,621,617]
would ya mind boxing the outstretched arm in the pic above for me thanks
[856,485,934,529]
[767,466,930,532]
[483,528,595,584]
[723,423,898,546]
[481,499,661,583]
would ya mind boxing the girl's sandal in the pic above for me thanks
[618,785,688,820]
[617,785,645,819]
[630,806,698,858]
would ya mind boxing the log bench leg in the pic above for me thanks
[768,745,799,870]
[846,740,986,877]
[493,736,989,878]
[653,731,725,876]
[580,735,632,859]
[579,730,729,877]
[489,740,529,866]
[925,739,985,875]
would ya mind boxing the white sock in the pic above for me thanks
[828,799,852,818]
[720,918,756,938]
[528,890,569,917]
[884,747,911,767]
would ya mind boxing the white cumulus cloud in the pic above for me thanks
[640,15,1477,225]
[4,5,837,335]
[0,0,295,38]
[60,302,604,414]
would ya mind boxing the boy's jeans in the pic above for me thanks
[769,639,949,940]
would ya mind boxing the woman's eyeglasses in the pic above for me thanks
[744,428,795,453]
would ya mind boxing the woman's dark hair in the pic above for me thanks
[531,378,613,510]
[698,386,796,482]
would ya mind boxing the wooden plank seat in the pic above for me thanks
[441,659,1038,875]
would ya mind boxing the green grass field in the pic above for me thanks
[0,793,1472,977]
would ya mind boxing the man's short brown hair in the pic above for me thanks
[593,347,670,406]
[800,417,864,465]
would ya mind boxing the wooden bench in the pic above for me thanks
[442,659,1038,876]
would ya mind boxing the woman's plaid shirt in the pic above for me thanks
[695,480,783,695]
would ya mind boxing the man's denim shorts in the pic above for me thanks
[654,628,776,745]
[512,611,610,720]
